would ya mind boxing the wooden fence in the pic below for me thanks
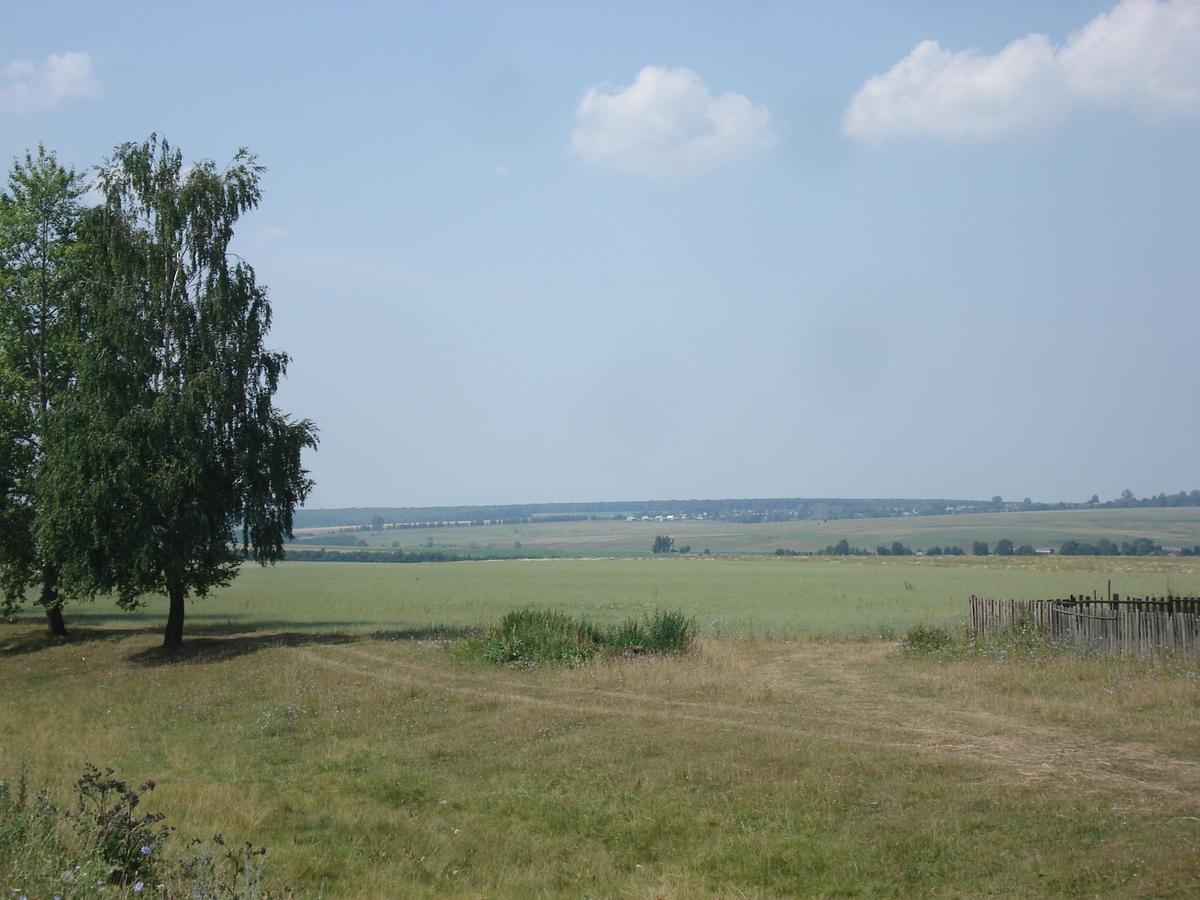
[968,594,1200,656]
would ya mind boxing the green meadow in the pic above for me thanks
[56,552,1200,637]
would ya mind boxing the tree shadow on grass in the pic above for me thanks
[126,630,362,667]
[0,623,142,657]
[4,616,484,664]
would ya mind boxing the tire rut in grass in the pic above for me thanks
[769,643,1200,809]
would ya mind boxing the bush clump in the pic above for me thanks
[481,608,695,668]
[899,624,953,654]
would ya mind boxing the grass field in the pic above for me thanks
[5,551,1200,897]
[2,623,1198,898]
[308,507,1200,557]
[46,553,1200,637]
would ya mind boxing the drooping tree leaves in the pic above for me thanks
[38,136,317,647]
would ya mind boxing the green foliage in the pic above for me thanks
[1060,536,1163,556]
[36,136,317,647]
[0,765,285,898]
[901,619,1103,664]
[899,624,953,653]
[642,607,695,652]
[995,538,1015,556]
[70,764,170,885]
[651,534,674,553]
[0,768,58,872]
[972,540,989,556]
[482,608,601,667]
[479,607,695,667]
[0,146,88,625]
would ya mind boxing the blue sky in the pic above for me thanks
[4,1,1199,508]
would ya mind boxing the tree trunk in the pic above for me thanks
[163,582,186,649]
[45,605,68,636]
[41,566,68,636]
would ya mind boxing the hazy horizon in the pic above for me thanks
[7,1,1199,509]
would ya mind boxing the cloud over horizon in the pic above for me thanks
[842,0,1200,141]
[571,65,777,176]
[0,51,101,115]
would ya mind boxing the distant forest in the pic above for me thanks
[293,489,1200,530]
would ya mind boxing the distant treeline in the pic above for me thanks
[294,497,983,529]
[292,489,1200,531]
[1058,537,1200,557]
[775,536,1198,559]
[284,548,539,563]
[1095,489,1200,509]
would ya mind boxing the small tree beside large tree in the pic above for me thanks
[0,146,88,636]
[37,136,317,648]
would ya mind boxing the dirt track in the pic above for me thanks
[296,638,1200,814]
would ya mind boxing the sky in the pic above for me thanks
[3,0,1199,509]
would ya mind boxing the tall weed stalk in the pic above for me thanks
[0,766,292,899]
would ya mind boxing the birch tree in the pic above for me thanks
[39,136,317,648]
[0,146,87,635]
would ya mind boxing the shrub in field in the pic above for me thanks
[899,624,953,654]
[0,765,288,899]
[643,608,694,652]
[611,616,648,650]
[481,608,696,667]
[483,608,602,667]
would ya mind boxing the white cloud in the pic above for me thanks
[0,51,101,114]
[842,0,1200,141]
[571,65,777,176]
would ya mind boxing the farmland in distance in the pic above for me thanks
[296,506,1200,558]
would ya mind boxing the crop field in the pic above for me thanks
[302,507,1200,558]
[55,553,1200,637]
[4,552,1199,897]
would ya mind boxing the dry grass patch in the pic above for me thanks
[2,623,1198,897]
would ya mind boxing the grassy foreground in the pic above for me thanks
[2,622,1198,898]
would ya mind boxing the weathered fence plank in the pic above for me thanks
[967,595,1200,657]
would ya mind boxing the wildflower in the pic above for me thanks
[134,883,144,893]
[140,845,152,855]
